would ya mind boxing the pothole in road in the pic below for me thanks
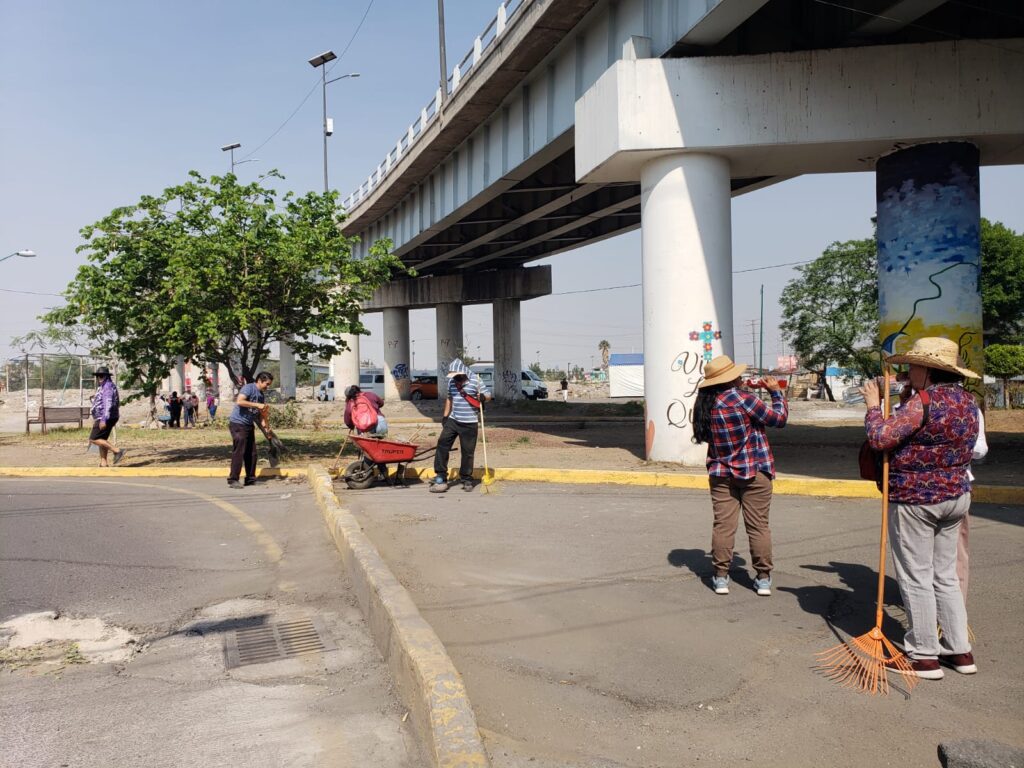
[0,611,140,672]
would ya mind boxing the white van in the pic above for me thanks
[316,369,385,402]
[469,364,548,400]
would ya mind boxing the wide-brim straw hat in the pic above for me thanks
[885,336,979,379]
[699,354,748,388]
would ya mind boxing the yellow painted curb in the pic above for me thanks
[0,466,302,479]
[398,466,1023,504]
[307,465,490,768]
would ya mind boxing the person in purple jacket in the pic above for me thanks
[89,366,126,467]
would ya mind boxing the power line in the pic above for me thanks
[239,0,376,161]
[809,0,1024,56]
[0,287,63,297]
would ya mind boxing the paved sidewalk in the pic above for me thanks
[0,477,425,767]
[346,481,1024,768]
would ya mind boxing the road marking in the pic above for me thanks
[0,478,283,563]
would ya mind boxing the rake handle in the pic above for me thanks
[875,363,892,629]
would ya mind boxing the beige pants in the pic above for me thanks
[709,472,774,577]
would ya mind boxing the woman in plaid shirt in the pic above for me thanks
[692,354,788,596]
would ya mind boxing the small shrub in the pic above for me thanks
[310,411,326,432]
[269,401,304,429]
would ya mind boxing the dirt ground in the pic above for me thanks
[1,399,1022,486]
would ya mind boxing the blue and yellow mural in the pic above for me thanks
[876,142,983,389]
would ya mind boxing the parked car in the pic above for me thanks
[409,375,439,401]
[316,369,386,402]
[469,364,548,399]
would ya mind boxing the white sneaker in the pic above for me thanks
[712,576,730,594]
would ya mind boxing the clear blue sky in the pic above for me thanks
[2,1,1022,371]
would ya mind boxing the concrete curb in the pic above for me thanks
[1,465,1020,504]
[397,466,1024,505]
[306,465,490,768]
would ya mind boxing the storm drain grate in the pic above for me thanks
[224,617,337,669]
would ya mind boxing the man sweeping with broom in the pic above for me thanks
[429,359,492,493]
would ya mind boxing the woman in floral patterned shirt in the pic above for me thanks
[860,337,980,680]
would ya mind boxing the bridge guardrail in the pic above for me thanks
[342,0,528,213]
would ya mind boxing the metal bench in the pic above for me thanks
[25,406,93,434]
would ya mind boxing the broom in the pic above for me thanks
[478,397,493,493]
[817,364,919,695]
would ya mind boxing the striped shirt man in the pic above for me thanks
[448,375,490,423]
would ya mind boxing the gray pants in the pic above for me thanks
[888,493,971,659]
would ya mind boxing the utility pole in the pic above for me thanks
[437,0,448,108]
[748,319,758,367]
[758,284,765,375]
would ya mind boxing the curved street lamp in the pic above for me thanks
[308,49,360,193]
[1,250,36,264]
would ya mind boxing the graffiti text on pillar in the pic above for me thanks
[501,370,518,398]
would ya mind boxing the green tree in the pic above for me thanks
[985,344,1024,409]
[981,219,1024,345]
[44,171,404,401]
[528,362,543,377]
[598,340,611,370]
[780,238,879,399]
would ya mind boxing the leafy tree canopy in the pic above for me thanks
[780,238,880,384]
[985,344,1024,379]
[44,171,405,399]
[981,219,1024,345]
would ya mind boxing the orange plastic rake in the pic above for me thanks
[816,366,919,695]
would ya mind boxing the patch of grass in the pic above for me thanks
[63,643,88,665]
[514,436,531,445]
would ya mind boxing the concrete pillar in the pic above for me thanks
[641,153,733,465]
[492,299,522,402]
[329,333,361,397]
[435,303,464,381]
[383,308,411,401]
[876,141,983,392]
[169,356,185,394]
[217,363,232,401]
[279,340,297,399]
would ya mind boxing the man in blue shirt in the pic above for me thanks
[227,371,273,488]
[430,358,492,493]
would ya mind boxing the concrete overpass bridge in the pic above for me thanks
[325,0,1023,463]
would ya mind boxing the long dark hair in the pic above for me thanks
[691,383,731,444]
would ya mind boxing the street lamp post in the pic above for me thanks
[221,143,259,174]
[308,50,359,193]
[1,250,36,264]
[221,142,241,173]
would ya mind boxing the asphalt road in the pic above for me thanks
[346,480,1024,768]
[0,477,425,768]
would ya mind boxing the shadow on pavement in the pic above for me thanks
[780,561,906,642]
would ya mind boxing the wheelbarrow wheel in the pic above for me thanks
[343,460,377,490]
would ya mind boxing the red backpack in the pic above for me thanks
[351,394,378,432]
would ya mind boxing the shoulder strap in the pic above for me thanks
[917,388,930,426]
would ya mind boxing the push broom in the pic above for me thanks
[817,364,918,695]
[478,398,493,494]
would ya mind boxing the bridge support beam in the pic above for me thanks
[278,340,296,399]
[329,333,361,400]
[383,308,412,401]
[641,153,733,464]
[169,357,185,395]
[435,304,464,382]
[876,141,984,381]
[492,299,523,402]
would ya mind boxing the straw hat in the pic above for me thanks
[885,337,979,379]
[698,354,748,388]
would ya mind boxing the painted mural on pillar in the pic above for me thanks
[689,322,722,363]
[876,143,983,395]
